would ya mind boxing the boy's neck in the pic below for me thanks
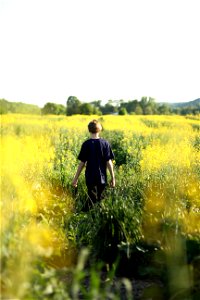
[90,133,100,139]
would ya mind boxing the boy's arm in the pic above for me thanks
[72,161,85,187]
[106,159,115,187]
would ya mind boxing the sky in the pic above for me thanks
[0,0,199,107]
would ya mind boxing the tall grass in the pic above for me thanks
[1,114,200,299]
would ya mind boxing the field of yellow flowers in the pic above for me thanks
[1,113,200,299]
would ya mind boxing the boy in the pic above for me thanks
[72,120,115,210]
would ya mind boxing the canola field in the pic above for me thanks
[1,114,200,299]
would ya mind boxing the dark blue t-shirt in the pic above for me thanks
[78,138,114,185]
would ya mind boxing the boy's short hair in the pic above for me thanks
[88,120,102,133]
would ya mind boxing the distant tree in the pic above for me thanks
[172,107,181,115]
[80,103,94,115]
[41,103,53,115]
[56,104,66,115]
[135,104,143,115]
[118,101,126,111]
[90,100,102,115]
[148,97,158,114]
[118,107,127,115]
[0,99,9,114]
[180,106,196,115]
[158,104,171,115]
[90,100,102,108]
[127,100,139,113]
[118,98,160,115]
[41,102,65,115]
[143,105,153,115]
[119,99,139,114]
[94,107,102,115]
[140,96,148,111]
[193,107,200,115]
[140,96,158,114]
[101,100,117,114]
[66,96,81,115]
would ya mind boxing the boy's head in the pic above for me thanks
[88,120,102,134]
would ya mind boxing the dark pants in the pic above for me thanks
[82,184,106,211]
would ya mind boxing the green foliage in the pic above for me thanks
[157,103,171,115]
[135,104,143,115]
[193,135,200,151]
[24,263,71,300]
[103,131,130,166]
[0,98,41,114]
[42,102,66,115]
[66,96,81,115]
[79,102,94,115]
[51,129,86,188]
[118,107,127,115]
[66,174,144,263]
[101,100,118,115]
[1,97,199,116]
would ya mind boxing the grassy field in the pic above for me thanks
[1,114,200,299]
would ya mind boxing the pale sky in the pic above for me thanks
[0,0,199,107]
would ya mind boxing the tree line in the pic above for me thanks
[42,96,199,115]
[0,99,41,115]
[1,97,199,115]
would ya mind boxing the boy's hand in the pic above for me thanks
[72,162,85,188]
[110,178,115,188]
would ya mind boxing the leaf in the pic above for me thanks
[43,284,53,295]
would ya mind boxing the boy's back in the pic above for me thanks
[78,138,114,185]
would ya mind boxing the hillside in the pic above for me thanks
[170,98,200,108]
[0,99,41,114]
